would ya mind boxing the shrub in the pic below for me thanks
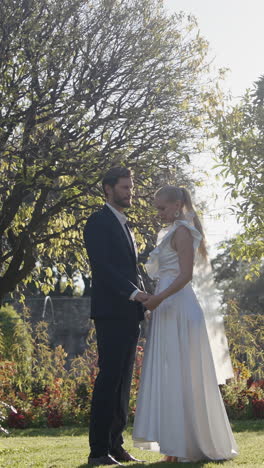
[0,304,33,390]
[1,320,263,429]
[0,401,17,434]
[252,399,264,419]
[7,410,27,429]
[129,342,145,419]
[220,362,264,419]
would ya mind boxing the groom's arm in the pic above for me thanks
[84,216,139,299]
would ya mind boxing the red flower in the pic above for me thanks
[8,411,26,429]
[47,408,63,428]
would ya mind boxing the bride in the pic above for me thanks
[133,186,238,462]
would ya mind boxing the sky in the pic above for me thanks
[163,0,264,254]
[164,0,264,99]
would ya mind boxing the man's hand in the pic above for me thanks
[134,291,150,303]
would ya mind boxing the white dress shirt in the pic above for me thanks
[106,203,139,300]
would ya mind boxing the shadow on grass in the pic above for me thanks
[230,419,263,433]
[2,420,263,439]
[77,462,227,468]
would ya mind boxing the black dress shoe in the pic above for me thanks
[111,449,145,463]
[88,454,124,466]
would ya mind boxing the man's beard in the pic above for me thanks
[113,196,131,208]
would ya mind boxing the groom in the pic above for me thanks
[84,167,148,466]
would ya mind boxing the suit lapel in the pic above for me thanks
[102,205,137,263]
[124,222,138,258]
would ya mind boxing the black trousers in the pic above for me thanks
[89,319,140,457]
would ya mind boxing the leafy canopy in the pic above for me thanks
[0,0,218,301]
[214,75,264,273]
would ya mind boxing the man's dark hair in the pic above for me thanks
[102,166,132,196]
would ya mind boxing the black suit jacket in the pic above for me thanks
[83,205,144,321]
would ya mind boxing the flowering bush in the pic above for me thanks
[7,410,27,429]
[252,399,264,419]
[1,314,263,429]
[220,362,264,419]
[0,318,96,429]
[129,343,145,419]
[0,401,17,433]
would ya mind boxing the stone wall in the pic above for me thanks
[25,296,92,365]
[12,296,146,367]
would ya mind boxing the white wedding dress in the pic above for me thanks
[133,220,238,461]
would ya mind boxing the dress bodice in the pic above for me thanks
[145,220,202,280]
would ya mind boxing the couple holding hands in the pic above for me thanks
[84,167,238,465]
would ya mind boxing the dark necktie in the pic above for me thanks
[124,223,135,254]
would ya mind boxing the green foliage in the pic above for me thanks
[0,314,263,430]
[0,0,220,302]
[212,241,264,314]
[0,401,17,434]
[0,305,30,358]
[224,301,264,380]
[220,362,264,420]
[0,314,18,434]
[128,344,144,419]
[0,326,3,355]
[214,75,264,269]
[0,305,33,390]
[0,318,147,429]
[212,242,264,379]
[31,321,67,388]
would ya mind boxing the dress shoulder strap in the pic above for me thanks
[157,220,202,250]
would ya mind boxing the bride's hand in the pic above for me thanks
[143,294,163,311]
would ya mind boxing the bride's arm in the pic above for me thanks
[143,226,194,311]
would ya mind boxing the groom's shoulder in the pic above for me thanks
[84,206,108,230]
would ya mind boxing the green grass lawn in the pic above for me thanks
[0,421,263,468]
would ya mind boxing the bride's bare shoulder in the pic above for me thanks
[171,225,193,250]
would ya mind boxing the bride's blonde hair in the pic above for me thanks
[155,186,207,259]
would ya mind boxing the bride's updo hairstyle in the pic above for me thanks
[155,186,207,259]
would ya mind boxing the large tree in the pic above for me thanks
[0,0,217,302]
[214,75,264,275]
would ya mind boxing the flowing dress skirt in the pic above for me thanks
[133,279,238,461]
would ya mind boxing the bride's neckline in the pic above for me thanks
[167,219,190,228]
[157,219,201,245]
[157,220,188,244]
